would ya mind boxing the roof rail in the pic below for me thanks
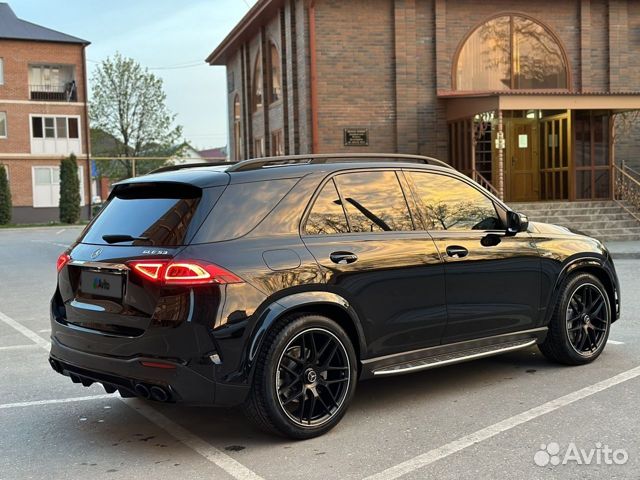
[226,153,454,172]
[149,161,237,174]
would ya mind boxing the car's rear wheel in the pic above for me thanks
[539,273,611,365]
[243,314,357,439]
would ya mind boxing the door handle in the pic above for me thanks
[446,245,469,259]
[330,251,358,264]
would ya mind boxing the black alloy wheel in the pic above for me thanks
[276,328,351,427]
[565,283,609,356]
[244,314,357,439]
[539,273,611,365]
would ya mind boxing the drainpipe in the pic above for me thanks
[308,0,319,153]
[81,46,92,218]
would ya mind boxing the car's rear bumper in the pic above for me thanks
[49,336,249,406]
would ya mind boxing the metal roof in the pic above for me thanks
[0,3,89,45]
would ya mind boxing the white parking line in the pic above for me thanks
[364,364,640,480]
[608,340,625,345]
[0,344,40,351]
[0,311,50,349]
[0,309,264,480]
[0,394,113,410]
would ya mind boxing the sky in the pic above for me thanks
[10,0,258,150]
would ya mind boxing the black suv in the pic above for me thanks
[49,154,620,438]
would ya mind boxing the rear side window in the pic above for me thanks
[305,179,349,235]
[334,171,413,233]
[81,183,203,246]
[193,178,298,243]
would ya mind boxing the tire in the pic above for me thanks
[538,273,611,365]
[243,314,358,439]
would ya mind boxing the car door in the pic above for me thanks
[301,169,447,358]
[404,170,541,344]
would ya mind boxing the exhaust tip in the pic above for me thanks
[149,386,169,402]
[134,383,151,399]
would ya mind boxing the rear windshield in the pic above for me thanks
[81,183,205,247]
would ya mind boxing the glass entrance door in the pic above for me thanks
[574,111,612,200]
[540,113,571,200]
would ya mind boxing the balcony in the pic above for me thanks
[29,82,78,102]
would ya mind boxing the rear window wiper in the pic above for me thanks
[102,234,151,244]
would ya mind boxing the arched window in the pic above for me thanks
[233,95,243,161]
[455,15,568,91]
[252,52,263,113]
[269,42,282,103]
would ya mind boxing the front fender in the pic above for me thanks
[545,253,620,323]
[246,291,366,372]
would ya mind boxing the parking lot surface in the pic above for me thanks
[0,226,638,479]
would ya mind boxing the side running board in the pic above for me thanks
[372,338,537,376]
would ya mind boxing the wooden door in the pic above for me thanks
[506,119,539,202]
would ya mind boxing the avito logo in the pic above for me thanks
[93,277,111,291]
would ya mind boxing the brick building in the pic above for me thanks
[0,3,90,223]
[208,0,640,204]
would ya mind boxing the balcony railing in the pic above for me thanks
[29,82,77,102]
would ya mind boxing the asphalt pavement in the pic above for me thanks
[0,226,638,480]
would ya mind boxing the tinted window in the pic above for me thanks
[82,183,202,246]
[334,171,413,233]
[194,178,298,243]
[305,179,349,235]
[408,172,502,231]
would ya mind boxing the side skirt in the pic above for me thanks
[360,327,547,379]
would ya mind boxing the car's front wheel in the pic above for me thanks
[244,314,357,439]
[539,273,611,365]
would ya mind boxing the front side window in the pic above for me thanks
[0,112,6,138]
[408,172,502,231]
[305,180,349,235]
[334,171,413,233]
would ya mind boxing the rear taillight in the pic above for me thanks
[56,253,71,272]
[128,260,243,286]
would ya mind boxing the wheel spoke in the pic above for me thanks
[317,394,332,416]
[321,343,339,369]
[308,395,317,423]
[279,363,299,377]
[324,378,348,385]
[298,390,306,423]
[308,332,318,362]
[284,353,304,365]
[590,296,605,316]
[282,389,304,406]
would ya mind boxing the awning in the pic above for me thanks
[438,91,640,121]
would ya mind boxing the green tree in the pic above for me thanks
[59,154,81,224]
[90,53,183,179]
[0,165,11,225]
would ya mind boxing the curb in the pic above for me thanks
[610,252,640,260]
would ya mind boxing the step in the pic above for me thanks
[510,201,617,210]
[528,213,634,223]
[547,220,640,230]
[523,207,630,216]
[372,338,537,376]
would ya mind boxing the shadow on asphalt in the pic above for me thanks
[123,347,556,447]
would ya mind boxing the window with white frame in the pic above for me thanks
[0,58,4,85]
[31,116,79,139]
[32,165,85,208]
[30,115,81,155]
[0,112,6,138]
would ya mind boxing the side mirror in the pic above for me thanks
[506,211,529,236]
